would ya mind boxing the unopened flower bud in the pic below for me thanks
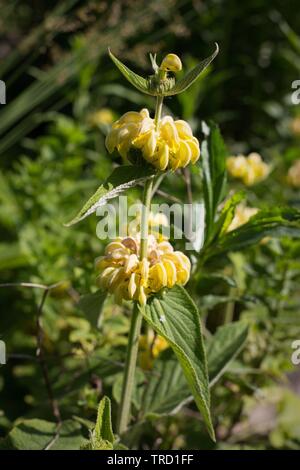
[160,54,182,73]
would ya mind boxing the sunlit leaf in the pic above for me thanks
[140,285,215,440]
[65,165,155,226]
[165,43,219,96]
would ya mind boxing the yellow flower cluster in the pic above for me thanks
[105,108,200,171]
[227,152,270,186]
[228,203,258,232]
[287,160,300,188]
[139,330,169,370]
[96,233,190,306]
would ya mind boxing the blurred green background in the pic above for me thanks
[0,0,300,450]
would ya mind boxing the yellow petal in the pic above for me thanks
[175,120,193,138]
[157,143,169,170]
[162,259,177,287]
[188,137,200,163]
[160,116,179,150]
[138,286,147,306]
[105,128,119,153]
[143,130,157,158]
[140,108,150,119]
[140,258,149,286]
[124,254,139,274]
[118,111,142,124]
[128,272,138,298]
[97,266,115,288]
[157,241,174,254]
[177,140,192,168]
[148,262,167,291]
[105,241,125,255]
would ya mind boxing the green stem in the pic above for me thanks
[117,302,142,435]
[117,176,154,435]
[117,93,163,435]
[154,95,163,129]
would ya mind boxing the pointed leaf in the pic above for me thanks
[207,321,248,386]
[0,419,85,450]
[65,165,155,226]
[94,396,114,444]
[201,121,228,243]
[164,43,219,96]
[206,207,300,259]
[139,285,215,441]
[109,49,151,95]
[139,321,248,419]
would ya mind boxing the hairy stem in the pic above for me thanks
[154,95,163,129]
[117,94,163,435]
[117,178,154,435]
[117,176,154,435]
[117,302,143,435]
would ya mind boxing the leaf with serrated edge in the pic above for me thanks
[65,166,155,226]
[139,321,248,420]
[109,49,152,95]
[139,285,215,441]
[164,43,219,96]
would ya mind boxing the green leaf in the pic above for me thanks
[82,396,115,450]
[108,49,151,95]
[165,43,219,96]
[201,121,228,243]
[109,45,218,97]
[65,165,155,226]
[0,419,85,450]
[94,396,114,444]
[206,207,300,259]
[78,290,106,328]
[139,321,248,419]
[139,350,188,419]
[214,191,245,239]
[207,321,249,386]
[139,285,215,441]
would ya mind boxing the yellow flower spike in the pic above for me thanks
[105,107,201,171]
[96,233,191,305]
[160,53,182,73]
